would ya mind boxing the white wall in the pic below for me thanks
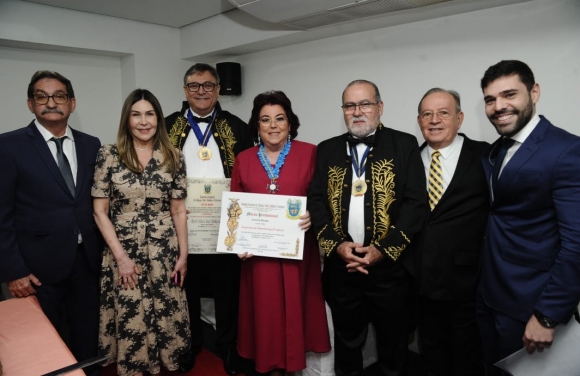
[0,46,122,142]
[223,0,580,145]
[0,0,578,147]
[0,0,187,144]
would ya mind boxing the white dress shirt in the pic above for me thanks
[183,108,225,178]
[35,120,78,184]
[347,131,376,245]
[35,121,81,243]
[421,134,464,194]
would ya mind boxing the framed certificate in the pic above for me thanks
[216,191,306,260]
[186,177,230,254]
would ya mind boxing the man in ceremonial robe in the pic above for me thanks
[308,79,427,376]
[165,63,253,375]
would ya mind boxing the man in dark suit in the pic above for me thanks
[477,60,580,375]
[309,79,427,376]
[409,88,488,375]
[0,70,103,374]
[165,63,253,374]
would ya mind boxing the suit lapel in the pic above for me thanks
[423,135,477,216]
[437,137,476,209]
[494,119,547,202]
[27,122,74,198]
[72,128,84,197]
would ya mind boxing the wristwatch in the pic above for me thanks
[534,310,558,328]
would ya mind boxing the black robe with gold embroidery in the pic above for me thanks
[165,101,253,177]
[308,124,427,264]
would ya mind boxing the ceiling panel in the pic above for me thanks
[19,0,236,27]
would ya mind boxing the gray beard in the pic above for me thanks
[347,117,377,138]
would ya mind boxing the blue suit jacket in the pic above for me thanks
[0,121,103,284]
[480,116,580,323]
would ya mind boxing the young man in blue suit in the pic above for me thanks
[0,71,103,375]
[477,60,580,375]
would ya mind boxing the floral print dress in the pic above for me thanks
[92,144,190,376]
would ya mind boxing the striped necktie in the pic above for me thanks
[428,150,443,211]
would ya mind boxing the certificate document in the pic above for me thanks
[216,191,306,260]
[495,305,580,376]
[186,178,230,254]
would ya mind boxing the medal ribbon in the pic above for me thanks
[351,145,371,178]
[187,110,215,147]
[258,141,291,181]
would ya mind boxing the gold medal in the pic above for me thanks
[197,146,212,160]
[352,179,367,196]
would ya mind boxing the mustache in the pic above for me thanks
[41,108,64,115]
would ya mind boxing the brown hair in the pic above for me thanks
[117,89,180,175]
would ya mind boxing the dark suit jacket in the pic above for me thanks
[0,121,103,284]
[480,116,580,323]
[308,124,427,267]
[402,134,489,301]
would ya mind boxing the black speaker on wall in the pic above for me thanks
[217,62,242,96]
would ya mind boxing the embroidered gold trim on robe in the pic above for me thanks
[327,166,347,237]
[370,159,405,261]
[317,224,338,257]
[386,243,406,260]
[168,117,188,149]
[215,119,237,171]
[370,159,395,241]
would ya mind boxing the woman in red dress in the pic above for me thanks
[232,91,330,375]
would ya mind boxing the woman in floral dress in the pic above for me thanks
[92,89,190,376]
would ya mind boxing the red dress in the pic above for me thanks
[231,140,331,373]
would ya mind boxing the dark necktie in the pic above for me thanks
[51,136,75,197]
[492,137,516,193]
[192,116,212,123]
[347,133,375,147]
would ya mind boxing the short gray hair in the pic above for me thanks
[417,88,461,114]
[183,63,220,85]
[342,79,381,103]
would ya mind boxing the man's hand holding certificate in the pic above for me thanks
[216,192,307,260]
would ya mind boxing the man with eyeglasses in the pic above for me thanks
[403,88,488,375]
[0,71,103,375]
[165,63,253,375]
[308,79,427,375]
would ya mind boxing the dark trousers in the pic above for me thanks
[418,296,484,376]
[35,244,100,374]
[184,253,241,356]
[323,261,411,376]
[476,293,526,376]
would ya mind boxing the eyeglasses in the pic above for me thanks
[185,81,217,93]
[420,110,454,121]
[341,101,380,114]
[259,116,288,126]
[31,93,70,105]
